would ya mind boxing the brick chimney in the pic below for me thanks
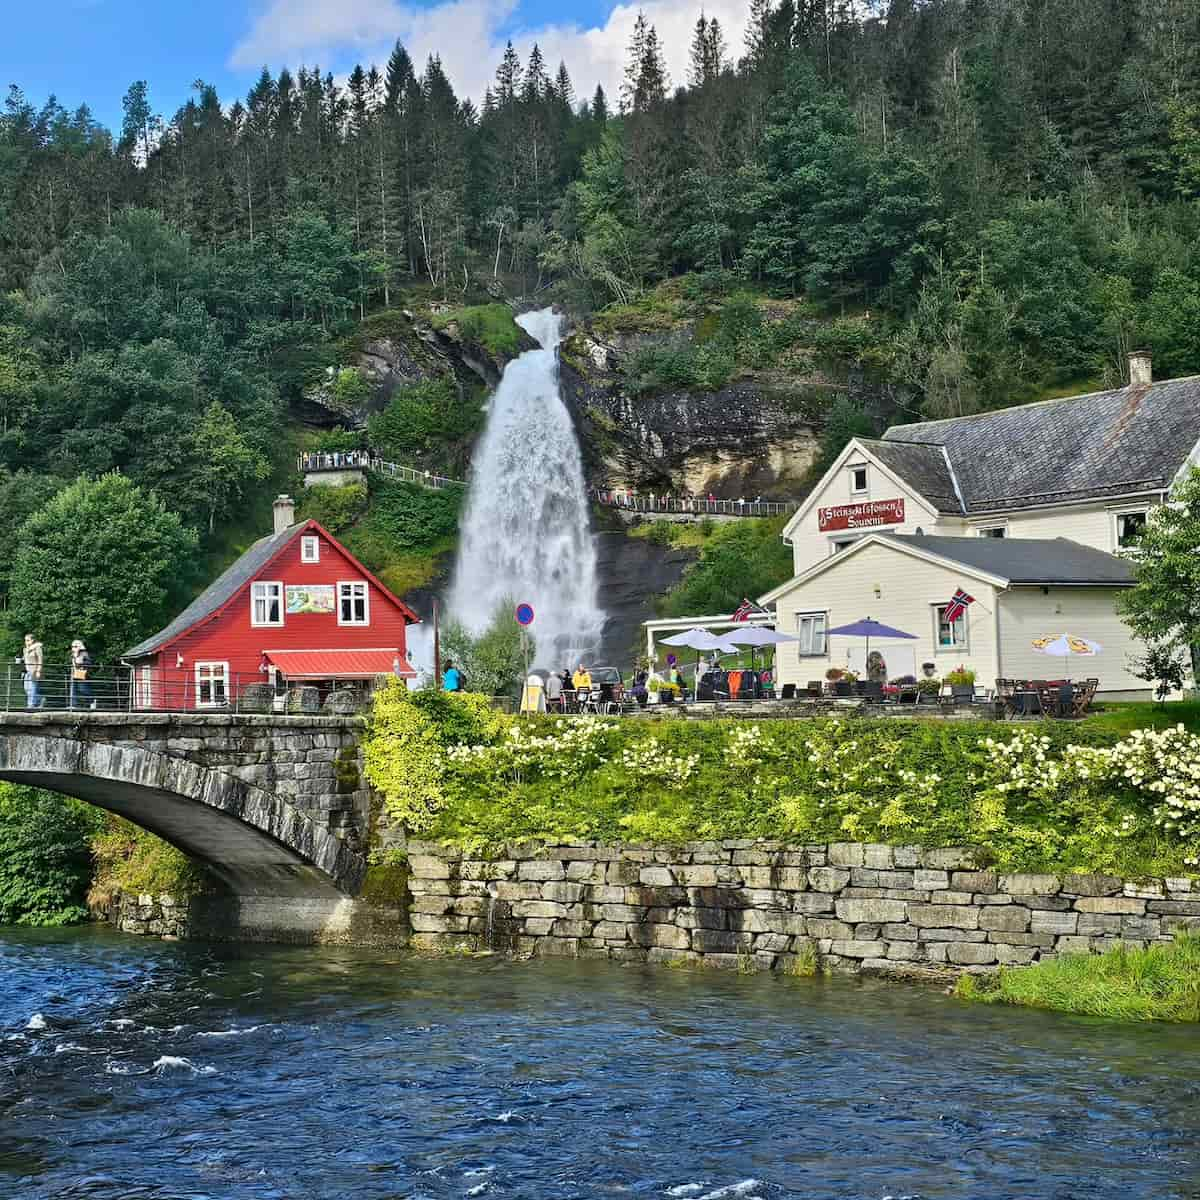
[1128,350,1152,386]
[273,494,296,535]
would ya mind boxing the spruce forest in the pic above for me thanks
[2,0,1200,657]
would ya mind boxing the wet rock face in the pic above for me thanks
[558,328,821,497]
[592,530,695,665]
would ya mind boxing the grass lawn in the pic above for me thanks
[955,933,1200,1022]
[1083,701,1200,736]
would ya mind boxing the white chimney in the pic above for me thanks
[273,494,296,535]
[1128,350,1152,386]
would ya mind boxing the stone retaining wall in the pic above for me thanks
[406,839,1199,976]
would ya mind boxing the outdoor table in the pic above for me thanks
[1012,690,1041,716]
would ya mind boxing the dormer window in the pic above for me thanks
[1115,510,1148,549]
[301,535,320,563]
[850,465,868,494]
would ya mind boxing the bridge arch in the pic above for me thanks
[0,733,366,898]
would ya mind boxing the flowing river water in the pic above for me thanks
[2,927,1198,1200]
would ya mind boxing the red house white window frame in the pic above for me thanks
[195,661,229,707]
[251,580,284,627]
[337,581,369,626]
[301,535,320,563]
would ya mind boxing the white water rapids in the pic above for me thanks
[448,308,604,668]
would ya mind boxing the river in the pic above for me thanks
[2,927,1197,1199]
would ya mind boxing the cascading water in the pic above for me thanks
[448,308,604,667]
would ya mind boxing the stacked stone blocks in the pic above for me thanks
[407,839,1198,975]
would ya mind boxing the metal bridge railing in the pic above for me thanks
[2,664,372,717]
[297,451,464,491]
[590,490,800,518]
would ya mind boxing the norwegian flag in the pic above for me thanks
[943,587,976,623]
[732,597,767,622]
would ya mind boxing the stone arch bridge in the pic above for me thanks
[0,713,385,940]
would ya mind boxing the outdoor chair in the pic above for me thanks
[1035,682,1070,718]
[1071,678,1099,718]
[863,680,884,702]
[805,681,823,698]
[780,684,797,700]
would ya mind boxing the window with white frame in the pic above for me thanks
[1114,509,1148,549]
[251,581,284,626]
[830,536,859,554]
[934,604,968,650]
[135,666,153,709]
[195,662,229,708]
[796,612,827,656]
[849,464,869,494]
[338,581,369,625]
[975,525,1006,539]
[301,535,320,563]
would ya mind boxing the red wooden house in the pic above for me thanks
[124,496,419,710]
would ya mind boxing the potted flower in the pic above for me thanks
[824,667,844,682]
[945,665,976,702]
[916,676,942,704]
[835,668,856,698]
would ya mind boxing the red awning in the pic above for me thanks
[264,649,415,679]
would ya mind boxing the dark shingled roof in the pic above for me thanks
[880,375,1200,513]
[855,438,961,512]
[878,534,1135,586]
[124,524,304,659]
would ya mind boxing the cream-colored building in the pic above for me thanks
[761,533,1143,696]
[761,356,1200,698]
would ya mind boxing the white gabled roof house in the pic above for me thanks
[762,355,1200,697]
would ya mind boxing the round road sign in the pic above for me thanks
[515,603,535,626]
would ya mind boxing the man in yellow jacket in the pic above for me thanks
[572,664,592,693]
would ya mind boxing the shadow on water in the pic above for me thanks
[2,924,1200,1200]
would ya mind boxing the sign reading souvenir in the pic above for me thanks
[286,584,336,615]
[818,498,905,532]
[515,602,535,627]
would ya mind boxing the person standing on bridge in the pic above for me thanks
[69,640,95,710]
[21,633,43,709]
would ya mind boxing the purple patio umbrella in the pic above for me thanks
[826,617,918,672]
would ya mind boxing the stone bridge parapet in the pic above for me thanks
[0,713,373,905]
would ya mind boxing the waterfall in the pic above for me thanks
[448,308,604,668]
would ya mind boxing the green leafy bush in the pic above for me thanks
[0,785,101,925]
[432,305,524,355]
[659,516,793,618]
[363,699,1198,878]
[367,376,480,462]
[298,482,369,535]
[89,815,207,906]
[345,476,463,562]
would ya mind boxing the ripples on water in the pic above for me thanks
[1,927,1198,1199]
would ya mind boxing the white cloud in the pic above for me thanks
[231,0,749,106]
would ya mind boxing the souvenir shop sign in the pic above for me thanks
[818,498,905,533]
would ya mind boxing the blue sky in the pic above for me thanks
[5,0,743,133]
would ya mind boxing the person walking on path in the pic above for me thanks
[21,634,43,709]
[69,639,95,710]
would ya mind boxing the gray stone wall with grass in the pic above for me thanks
[406,839,1199,976]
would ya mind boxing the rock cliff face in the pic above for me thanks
[559,327,823,498]
[297,309,537,429]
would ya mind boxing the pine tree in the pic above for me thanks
[592,84,609,123]
[689,16,711,88]
[636,24,669,111]
[554,62,575,110]
[621,12,649,113]
[495,42,523,107]
[523,44,548,103]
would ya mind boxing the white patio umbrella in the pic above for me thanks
[723,625,802,686]
[659,628,742,697]
[1033,633,1101,681]
[1033,633,1102,658]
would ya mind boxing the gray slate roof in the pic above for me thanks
[124,524,304,659]
[855,439,961,511]
[879,533,1135,586]
[880,376,1200,513]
